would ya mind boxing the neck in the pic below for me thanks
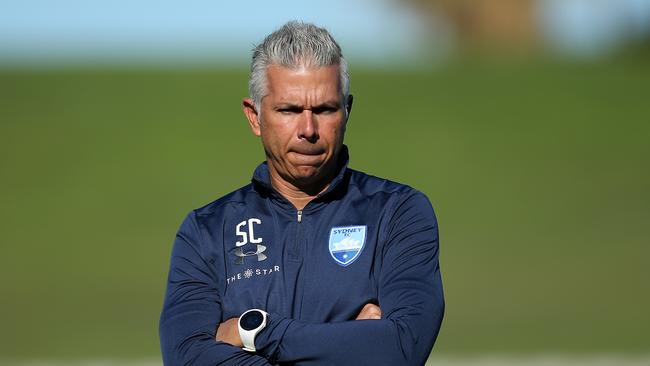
[265,147,347,210]
[268,170,332,210]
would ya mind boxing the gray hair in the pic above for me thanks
[249,21,350,111]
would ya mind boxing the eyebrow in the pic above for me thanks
[274,100,341,110]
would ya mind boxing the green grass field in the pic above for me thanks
[1,59,649,362]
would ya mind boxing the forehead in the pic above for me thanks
[265,64,341,103]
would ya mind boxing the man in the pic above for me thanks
[159,21,444,366]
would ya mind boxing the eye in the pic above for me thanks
[313,106,338,114]
[278,107,302,114]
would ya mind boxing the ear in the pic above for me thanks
[242,98,261,137]
[346,94,353,117]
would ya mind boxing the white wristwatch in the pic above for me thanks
[238,309,268,352]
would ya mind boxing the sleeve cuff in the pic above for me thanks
[253,312,293,363]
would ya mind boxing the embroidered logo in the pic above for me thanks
[328,225,367,266]
[235,218,267,264]
[234,244,267,264]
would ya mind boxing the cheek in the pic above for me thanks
[260,131,278,154]
[260,123,291,153]
[323,120,347,145]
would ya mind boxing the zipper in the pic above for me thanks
[294,208,305,317]
[289,210,304,261]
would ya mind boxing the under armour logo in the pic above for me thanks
[234,244,267,264]
[235,218,267,264]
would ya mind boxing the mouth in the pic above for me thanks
[288,149,325,166]
[290,146,325,156]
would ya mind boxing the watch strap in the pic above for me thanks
[241,328,257,352]
[238,309,268,352]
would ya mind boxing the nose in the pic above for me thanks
[297,110,319,143]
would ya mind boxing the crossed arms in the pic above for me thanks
[215,303,382,347]
[159,192,444,365]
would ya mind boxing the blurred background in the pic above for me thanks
[1,0,649,365]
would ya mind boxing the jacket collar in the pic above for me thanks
[251,145,350,206]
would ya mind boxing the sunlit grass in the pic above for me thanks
[1,59,649,359]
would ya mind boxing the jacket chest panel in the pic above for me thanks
[217,201,384,320]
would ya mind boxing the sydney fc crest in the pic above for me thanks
[329,225,367,266]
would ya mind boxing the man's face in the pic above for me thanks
[244,64,351,190]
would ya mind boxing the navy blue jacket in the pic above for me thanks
[159,150,444,365]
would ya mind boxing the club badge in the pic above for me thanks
[328,225,367,266]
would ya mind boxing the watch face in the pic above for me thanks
[240,310,264,331]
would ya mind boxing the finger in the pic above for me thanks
[356,303,382,320]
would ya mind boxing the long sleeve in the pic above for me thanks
[254,191,445,365]
[159,211,273,366]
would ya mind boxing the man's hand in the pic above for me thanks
[215,317,243,347]
[355,303,382,320]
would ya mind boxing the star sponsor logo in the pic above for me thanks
[226,265,281,285]
[329,225,367,266]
